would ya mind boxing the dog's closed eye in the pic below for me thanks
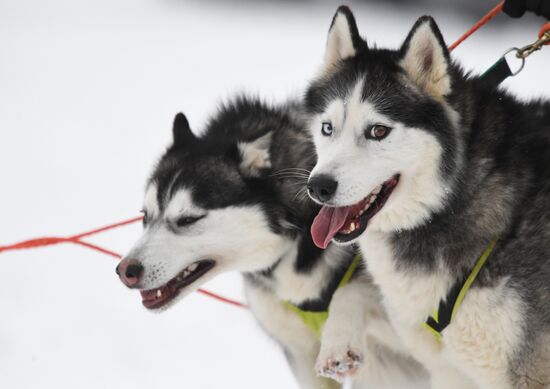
[175,215,205,228]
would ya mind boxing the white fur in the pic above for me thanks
[310,79,449,236]
[358,231,525,389]
[128,188,293,294]
[443,279,525,388]
[143,184,160,219]
[269,244,347,304]
[245,280,339,389]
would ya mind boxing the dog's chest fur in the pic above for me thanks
[359,231,449,348]
[359,231,525,387]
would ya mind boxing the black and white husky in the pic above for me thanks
[306,6,550,389]
[117,97,425,388]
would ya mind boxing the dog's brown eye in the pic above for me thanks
[367,125,392,141]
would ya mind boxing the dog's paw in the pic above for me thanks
[315,347,363,382]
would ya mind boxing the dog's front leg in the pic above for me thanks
[245,280,339,389]
[318,278,430,388]
[316,280,368,383]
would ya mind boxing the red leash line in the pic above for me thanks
[0,217,248,309]
[70,216,144,240]
[197,289,249,308]
[0,1,504,311]
[0,216,144,253]
[449,1,504,51]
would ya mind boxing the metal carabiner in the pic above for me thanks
[516,30,550,59]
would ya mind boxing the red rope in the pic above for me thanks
[0,216,248,309]
[449,1,504,51]
[0,2,505,313]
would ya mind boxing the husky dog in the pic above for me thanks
[306,6,550,389]
[116,97,424,388]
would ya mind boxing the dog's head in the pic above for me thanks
[307,7,462,248]
[118,99,298,310]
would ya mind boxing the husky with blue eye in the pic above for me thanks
[116,96,425,388]
[306,6,550,389]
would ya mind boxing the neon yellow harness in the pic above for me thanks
[424,240,498,341]
[284,255,362,338]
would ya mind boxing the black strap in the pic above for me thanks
[480,56,513,89]
[425,273,468,334]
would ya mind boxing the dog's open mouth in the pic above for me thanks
[311,175,400,249]
[140,260,216,309]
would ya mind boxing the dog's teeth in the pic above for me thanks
[188,263,198,272]
[350,223,356,232]
[183,270,190,277]
[373,185,382,195]
[369,195,377,204]
[156,289,162,298]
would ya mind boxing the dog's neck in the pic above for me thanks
[384,84,531,278]
[245,234,354,307]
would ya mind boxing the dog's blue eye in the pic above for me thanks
[321,122,333,136]
[176,215,204,228]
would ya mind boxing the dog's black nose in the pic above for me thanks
[125,263,143,279]
[308,175,338,203]
[116,259,144,288]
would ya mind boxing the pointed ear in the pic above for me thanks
[172,112,195,147]
[237,132,272,177]
[323,6,367,71]
[400,16,451,99]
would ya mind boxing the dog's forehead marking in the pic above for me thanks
[143,184,160,216]
[165,189,203,218]
[330,77,393,138]
[322,77,365,132]
[343,77,366,128]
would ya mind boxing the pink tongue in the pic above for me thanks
[311,205,353,249]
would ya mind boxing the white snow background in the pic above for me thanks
[0,0,548,388]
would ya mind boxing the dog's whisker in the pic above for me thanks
[270,172,310,178]
[272,174,310,181]
[292,186,310,202]
[272,167,312,173]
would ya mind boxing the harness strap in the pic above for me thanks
[480,57,513,89]
[284,254,362,337]
[338,253,361,289]
[424,240,497,341]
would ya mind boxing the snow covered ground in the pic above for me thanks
[0,1,548,388]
